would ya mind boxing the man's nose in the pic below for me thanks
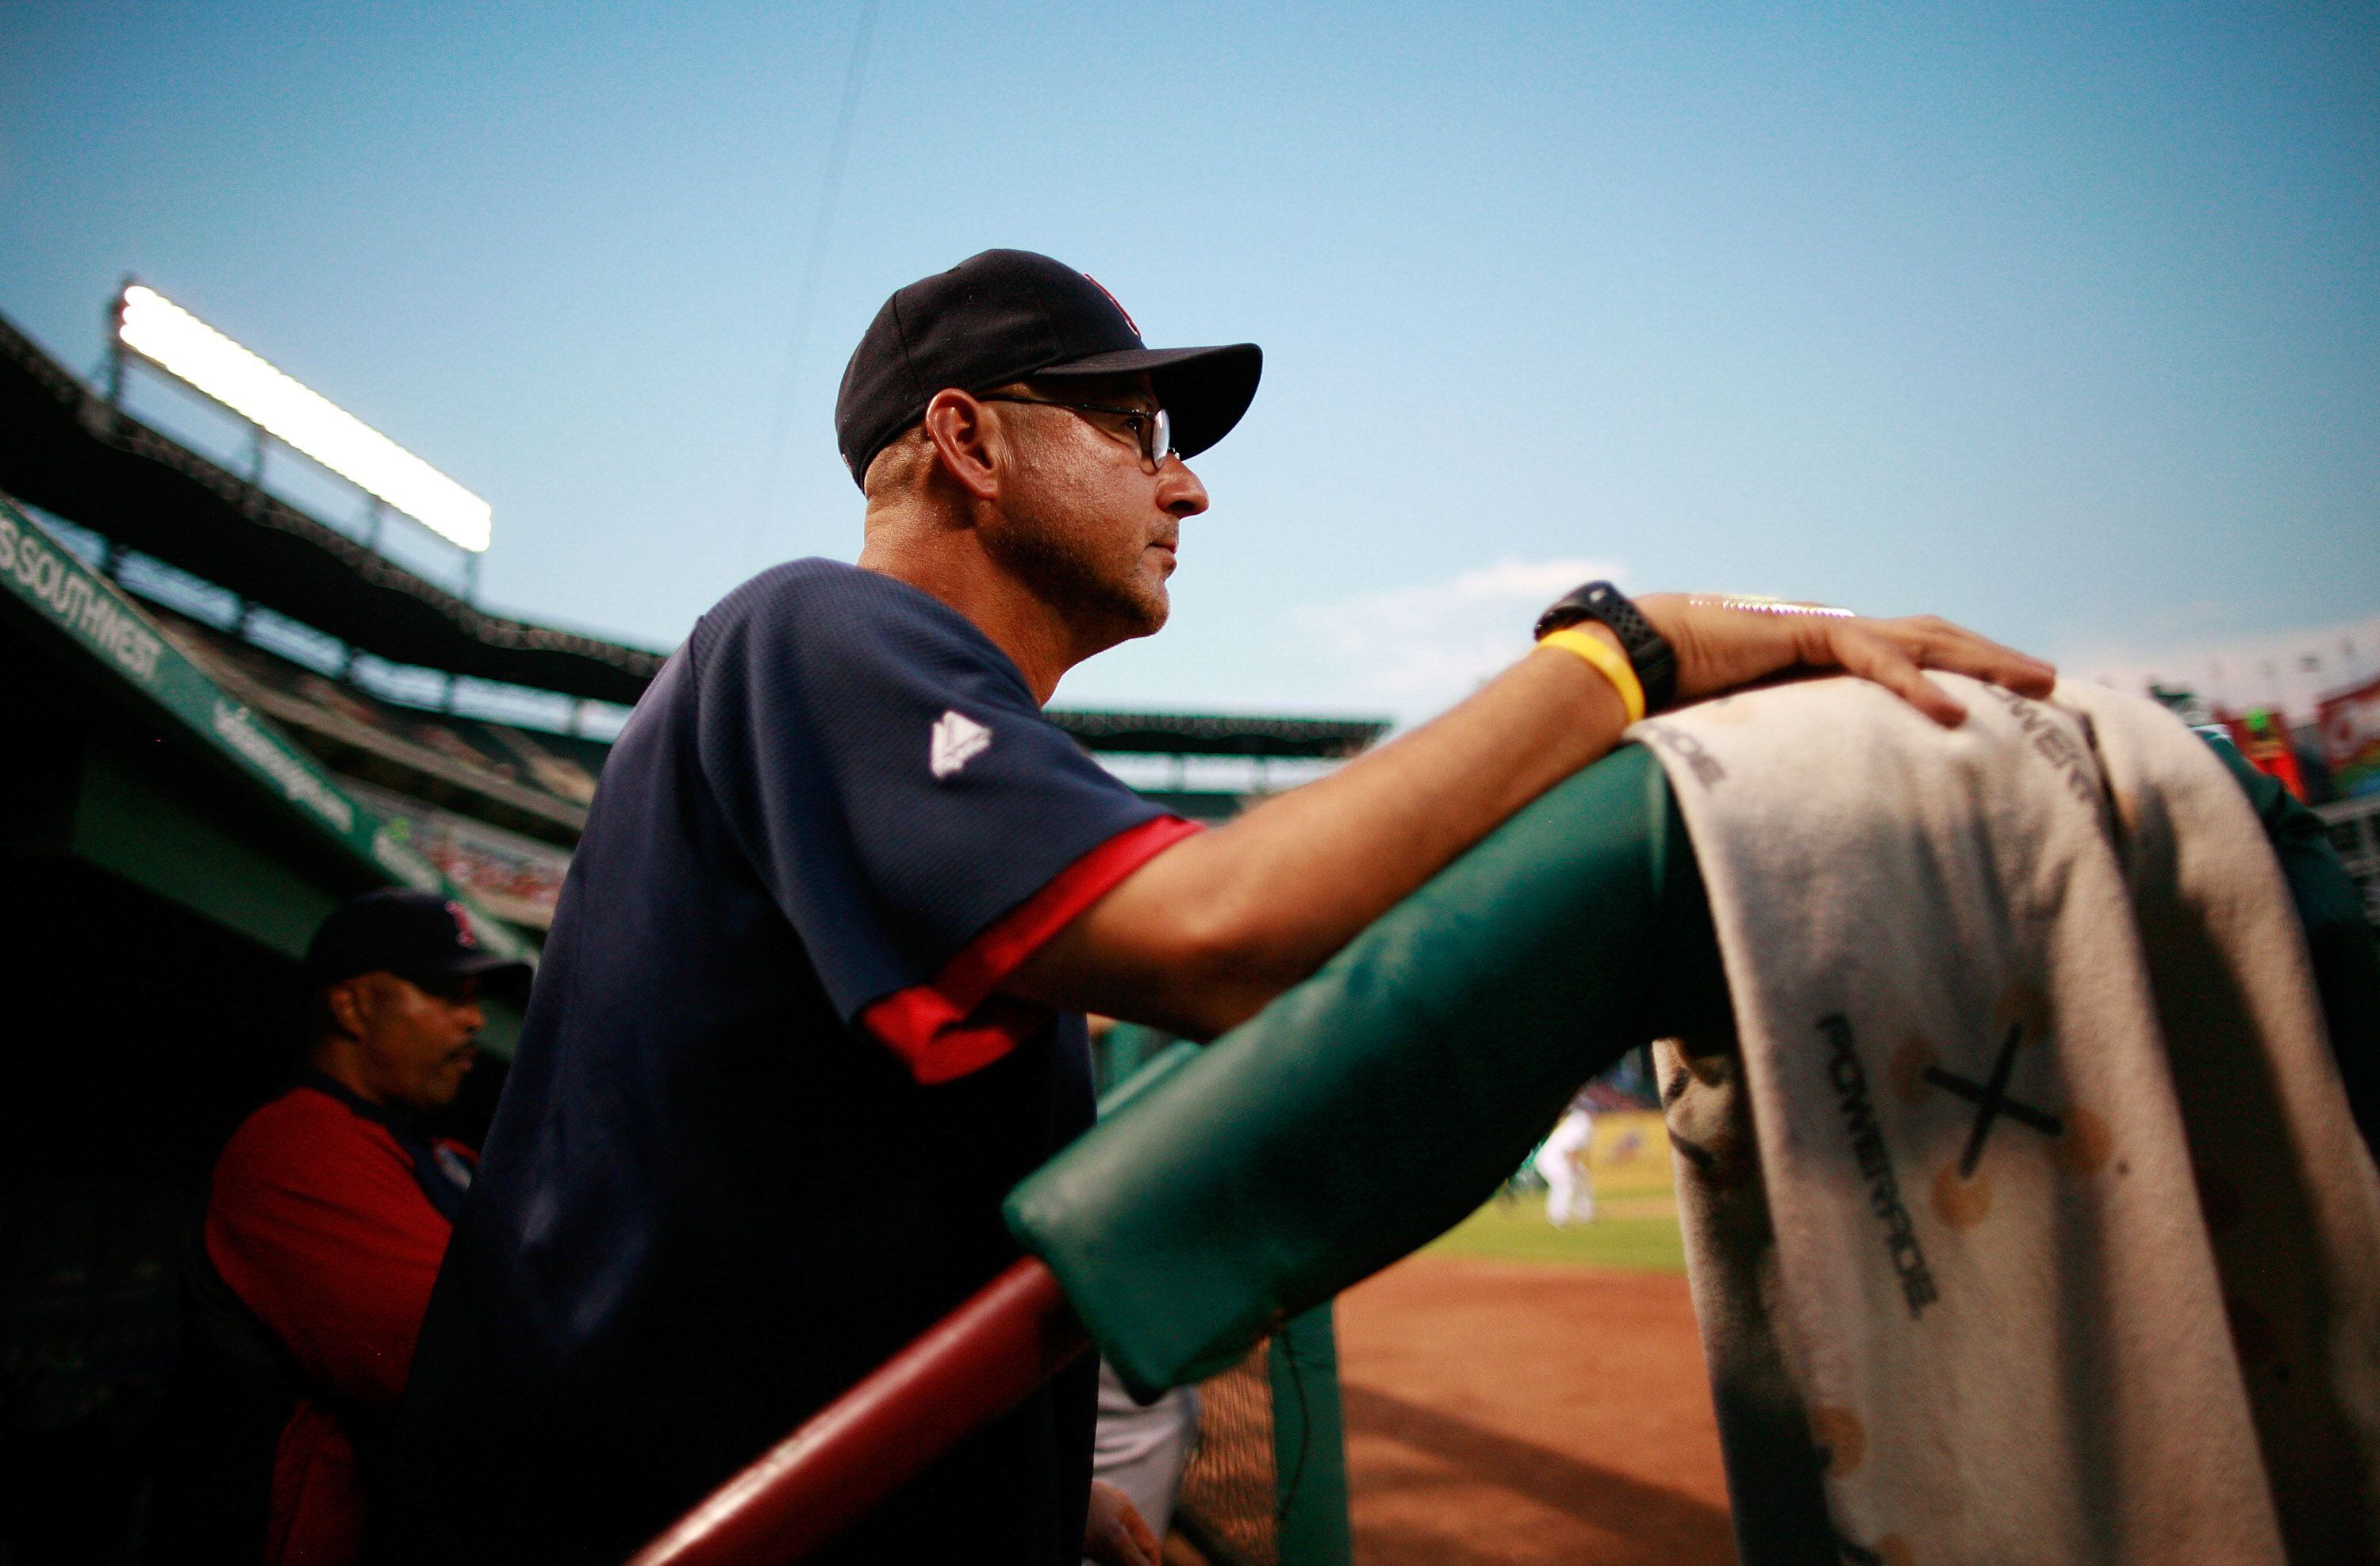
[456,1000,486,1034]
[1158,458,1208,519]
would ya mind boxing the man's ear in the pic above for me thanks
[919,389,1004,503]
[324,977,370,1042]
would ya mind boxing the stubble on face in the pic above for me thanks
[358,973,481,1112]
[982,382,1176,649]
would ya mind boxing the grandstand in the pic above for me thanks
[2327,796,2380,929]
[2315,674,2380,926]
[0,296,1383,1560]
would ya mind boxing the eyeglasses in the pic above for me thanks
[977,393,1175,473]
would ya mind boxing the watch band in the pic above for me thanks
[1533,581,1679,714]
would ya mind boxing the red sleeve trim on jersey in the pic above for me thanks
[861,814,1203,1085]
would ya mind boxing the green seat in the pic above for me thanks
[1007,743,1722,1398]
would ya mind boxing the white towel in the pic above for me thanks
[1634,675,2380,1565]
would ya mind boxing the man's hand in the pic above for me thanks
[1082,1480,1161,1566]
[1637,596,2056,727]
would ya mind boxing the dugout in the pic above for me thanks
[2,294,1390,1562]
[0,494,535,1562]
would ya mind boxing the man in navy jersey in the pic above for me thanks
[387,249,2055,1563]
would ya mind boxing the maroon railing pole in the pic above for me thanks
[628,1258,1091,1566]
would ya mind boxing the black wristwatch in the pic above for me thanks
[1534,581,1679,714]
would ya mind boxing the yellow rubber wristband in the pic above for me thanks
[1537,626,1646,724]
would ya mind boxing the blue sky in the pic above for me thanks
[3,2,2374,724]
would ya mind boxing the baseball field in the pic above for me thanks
[1335,1112,1733,1564]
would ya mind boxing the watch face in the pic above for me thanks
[1537,581,1678,710]
[1536,581,1613,641]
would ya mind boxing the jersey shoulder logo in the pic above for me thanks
[930,710,993,779]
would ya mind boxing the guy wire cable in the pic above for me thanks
[742,0,880,568]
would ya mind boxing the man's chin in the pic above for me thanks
[1133,567,1172,627]
[424,1055,476,1107]
[1125,595,1169,639]
[1092,578,1169,642]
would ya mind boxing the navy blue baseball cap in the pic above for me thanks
[834,248,1262,489]
[303,889,528,989]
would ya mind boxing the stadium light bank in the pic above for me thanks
[113,283,493,555]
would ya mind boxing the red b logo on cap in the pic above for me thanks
[446,900,478,949]
[1081,274,1140,339]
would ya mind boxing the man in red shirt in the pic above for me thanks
[146,889,523,1564]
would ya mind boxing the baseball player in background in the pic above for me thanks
[1534,1089,1599,1226]
[384,248,2055,1564]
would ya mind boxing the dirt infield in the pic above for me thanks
[1334,1255,1734,1565]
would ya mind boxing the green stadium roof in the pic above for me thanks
[1044,708,1389,759]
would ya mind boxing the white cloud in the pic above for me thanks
[1296,556,1628,724]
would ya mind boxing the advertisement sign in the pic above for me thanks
[0,497,535,965]
[2319,676,2380,800]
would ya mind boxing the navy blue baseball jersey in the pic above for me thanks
[384,560,1196,1564]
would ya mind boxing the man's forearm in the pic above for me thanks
[1009,595,2058,1038]
[1008,638,1630,1037]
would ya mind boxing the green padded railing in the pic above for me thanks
[1008,743,1721,1399]
[1092,1035,1354,1565]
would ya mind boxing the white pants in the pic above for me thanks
[1533,1108,1596,1225]
[1085,1358,1200,1551]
